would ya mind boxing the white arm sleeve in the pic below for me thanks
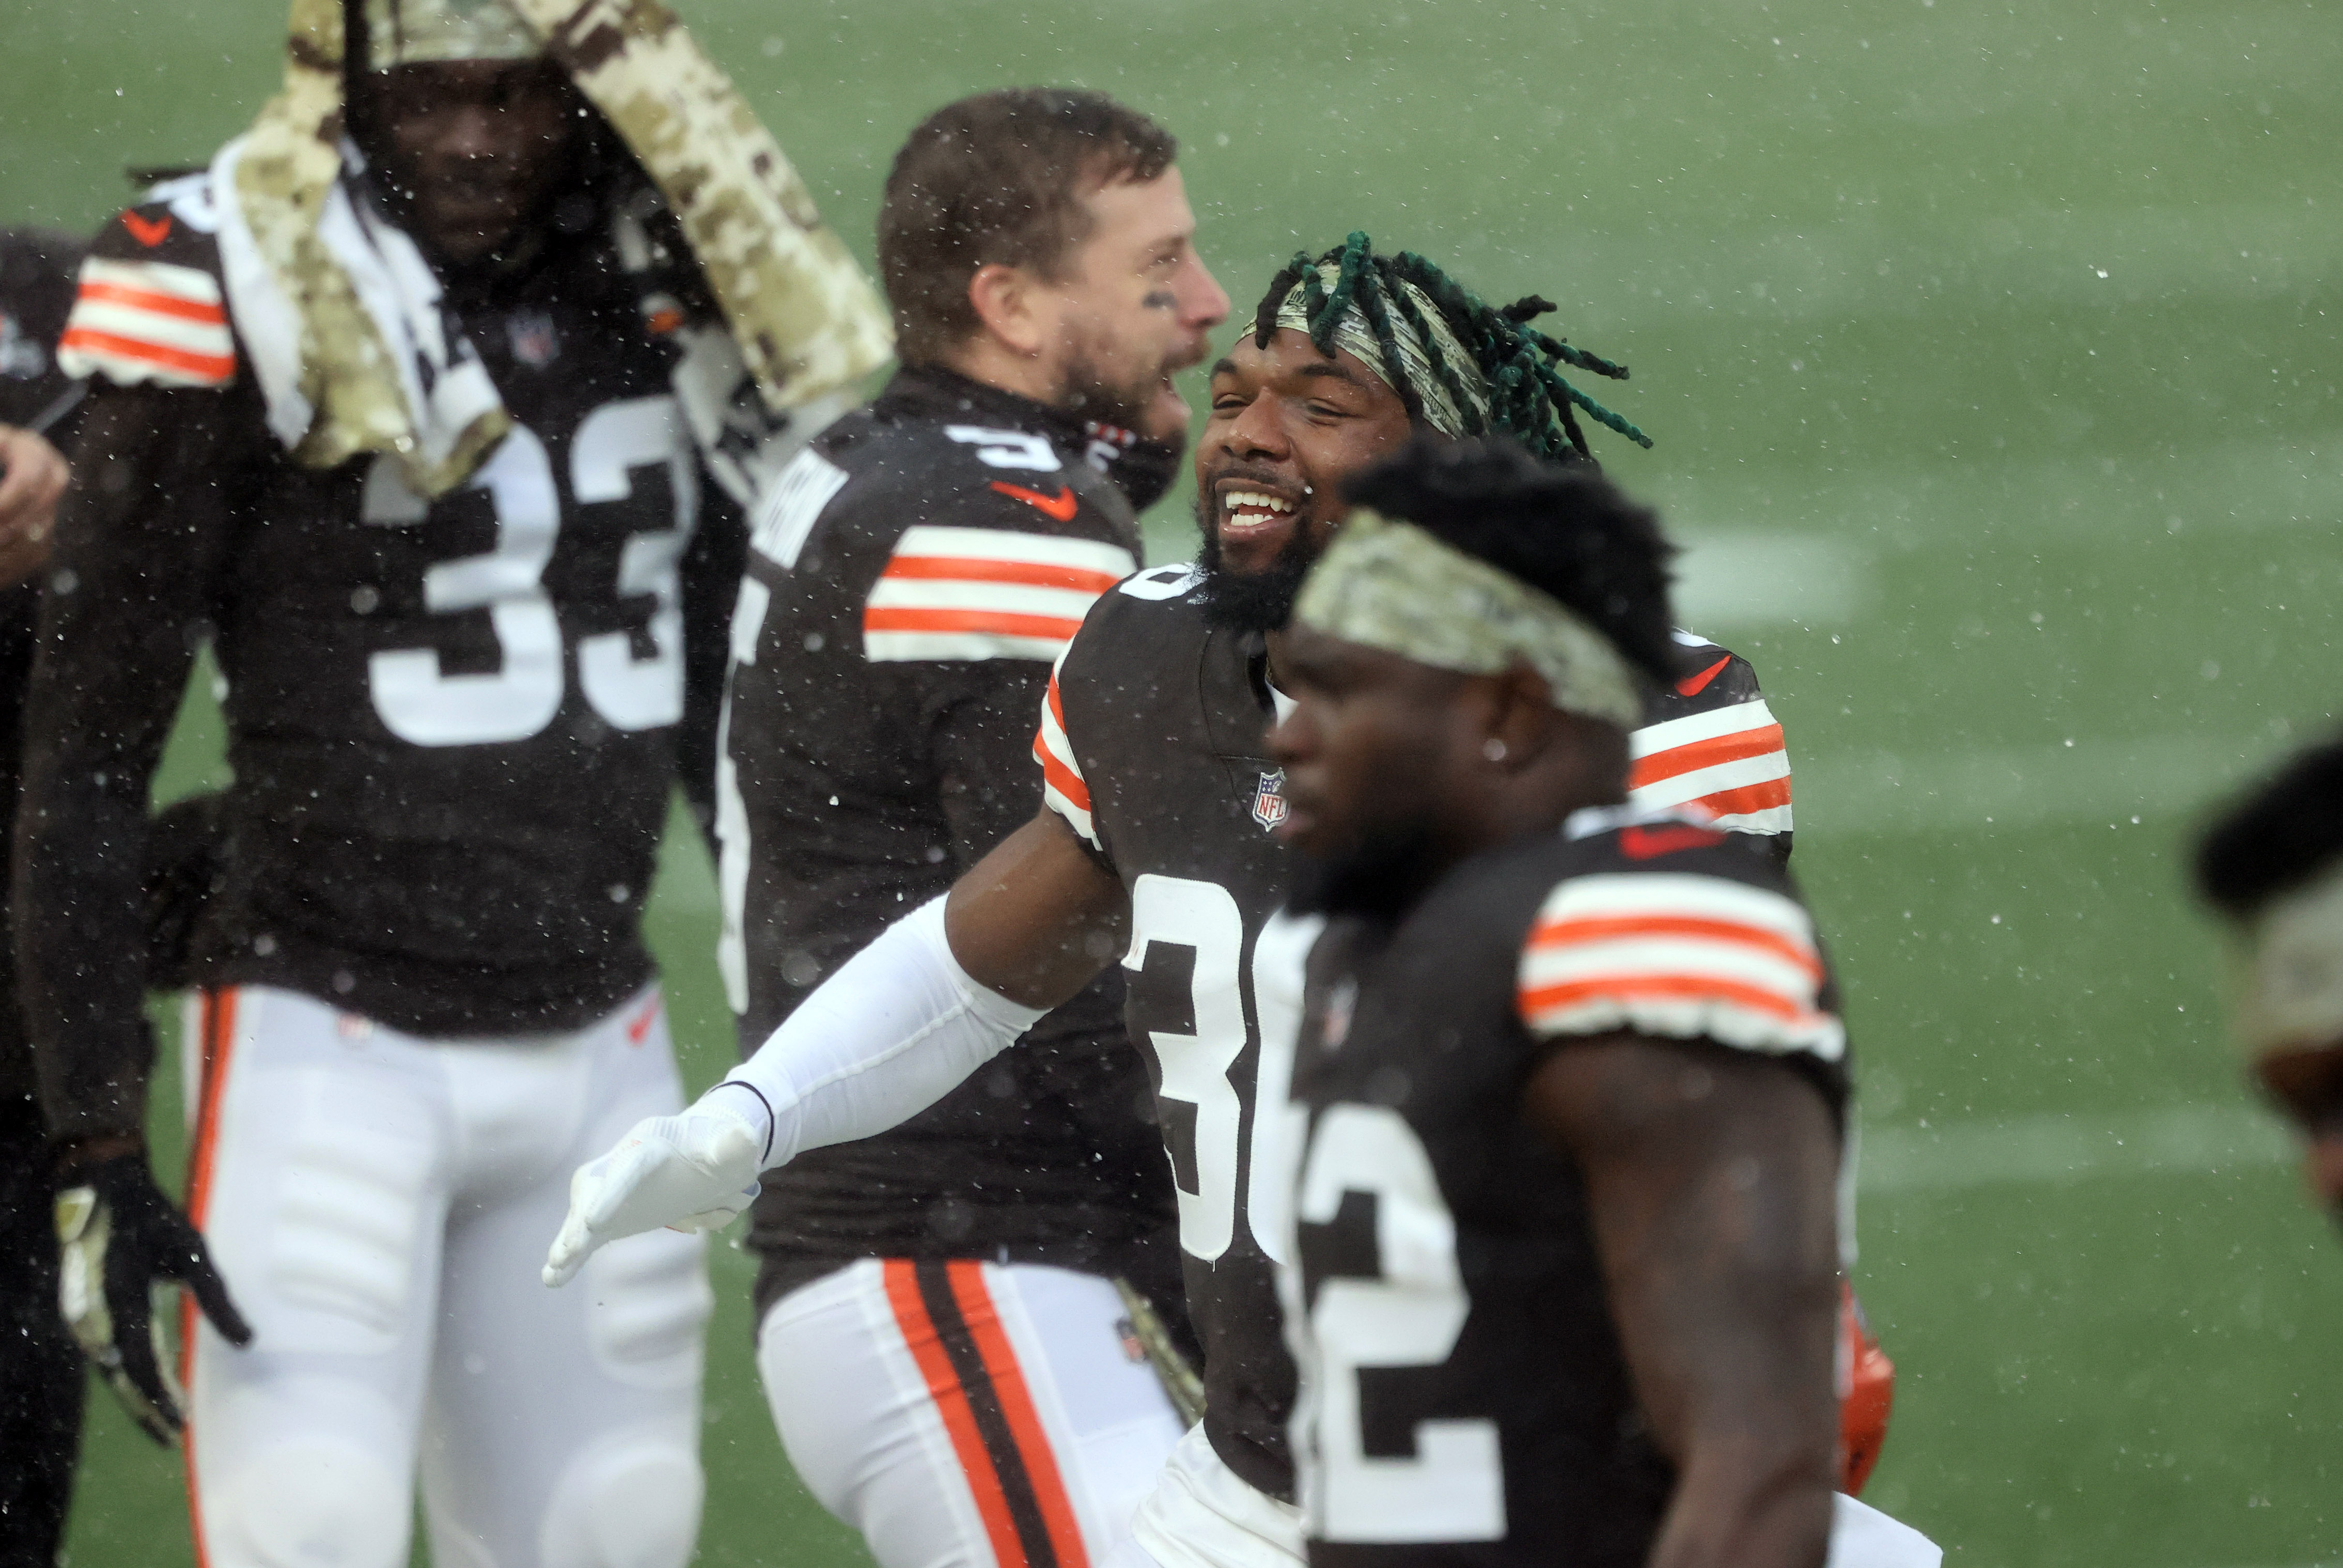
[714,895,1046,1170]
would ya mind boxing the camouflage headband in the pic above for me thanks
[1272,263,1489,438]
[1293,509,1644,728]
[364,0,541,66]
[2231,863,2343,1063]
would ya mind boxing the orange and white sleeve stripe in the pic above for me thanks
[1517,872,1845,1059]
[1627,698,1793,836]
[864,525,1135,664]
[56,256,236,389]
[1032,652,1098,850]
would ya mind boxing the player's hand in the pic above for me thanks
[0,424,66,590]
[542,1094,764,1288]
[54,1150,253,1447]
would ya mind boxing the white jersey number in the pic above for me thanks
[1128,875,1249,1262]
[1292,1104,1505,1544]
[1122,879,1315,1265]
[367,395,697,747]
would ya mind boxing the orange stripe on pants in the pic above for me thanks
[883,1260,1029,1568]
[181,986,238,1568]
[944,1261,1091,1568]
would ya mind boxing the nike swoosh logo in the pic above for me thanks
[1620,823,1725,860]
[1675,655,1730,698]
[122,211,172,248]
[990,480,1079,522]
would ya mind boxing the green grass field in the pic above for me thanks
[5,0,2341,1562]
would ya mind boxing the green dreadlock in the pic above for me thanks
[1251,232,1651,462]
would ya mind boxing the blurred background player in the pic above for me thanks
[550,235,1817,1568]
[2195,738,2343,1218]
[0,222,84,1568]
[1268,435,1935,1568]
[17,0,886,1563]
[710,89,1226,1568]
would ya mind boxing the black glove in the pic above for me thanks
[54,1151,251,1446]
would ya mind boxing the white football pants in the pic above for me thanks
[757,1258,1186,1568]
[178,983,712,1568]
[1101,1426,1943,1568]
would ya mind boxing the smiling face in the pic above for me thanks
[1191,328,1415,625]
[1028,166,1227,440]
[366,59,583,268]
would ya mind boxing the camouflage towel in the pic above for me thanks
[229,0,891,497]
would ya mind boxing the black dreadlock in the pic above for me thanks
[1251,232,1650,464]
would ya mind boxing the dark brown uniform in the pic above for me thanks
[1034,579,1801,1506]
[1284,811,1847,1567]
[721,363,1182,1315]
[0,223,87,1568]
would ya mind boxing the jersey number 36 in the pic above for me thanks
[364,395,696,748]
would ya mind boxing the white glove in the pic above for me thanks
[542,1091,767,1288]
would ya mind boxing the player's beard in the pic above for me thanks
[1192,488,1320,633]
[1057,336,1179,442]
[1285,822,1449,923]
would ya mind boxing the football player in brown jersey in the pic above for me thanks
[705,89,1227,1568]
[549,238,1829,1568]
[1270,433,1936,1568]
[0,223,84,1568]
[2197,739,2343,1216]
[19,2,886,1563]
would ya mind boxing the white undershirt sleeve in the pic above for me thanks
[713,895,1046,1170]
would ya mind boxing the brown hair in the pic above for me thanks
[878,88,1177,365]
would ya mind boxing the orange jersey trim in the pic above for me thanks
[1685,775,1793,818]
[75,278,227,324]
[1527,914,1823,981]
[881,555,1124,595]
[864,607,1086,643]
[1036,678,1091,812]
[1522,971,1816,1025]
[57,325,233,382]
[1629,722,1786,790]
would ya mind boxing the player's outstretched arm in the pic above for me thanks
[1526,1034,1841,1568]
[545,806,1126,1285]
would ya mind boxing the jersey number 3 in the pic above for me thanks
[366,396,696,747]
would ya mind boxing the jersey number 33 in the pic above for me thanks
[364,395,696,748]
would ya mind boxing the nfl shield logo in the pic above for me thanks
[507,309,558,369]
[1251,769,1288,831]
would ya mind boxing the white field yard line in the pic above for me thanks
[1653,427,2343,557]
[1792,732,2291,836]
[1857,1103,2293,1196]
